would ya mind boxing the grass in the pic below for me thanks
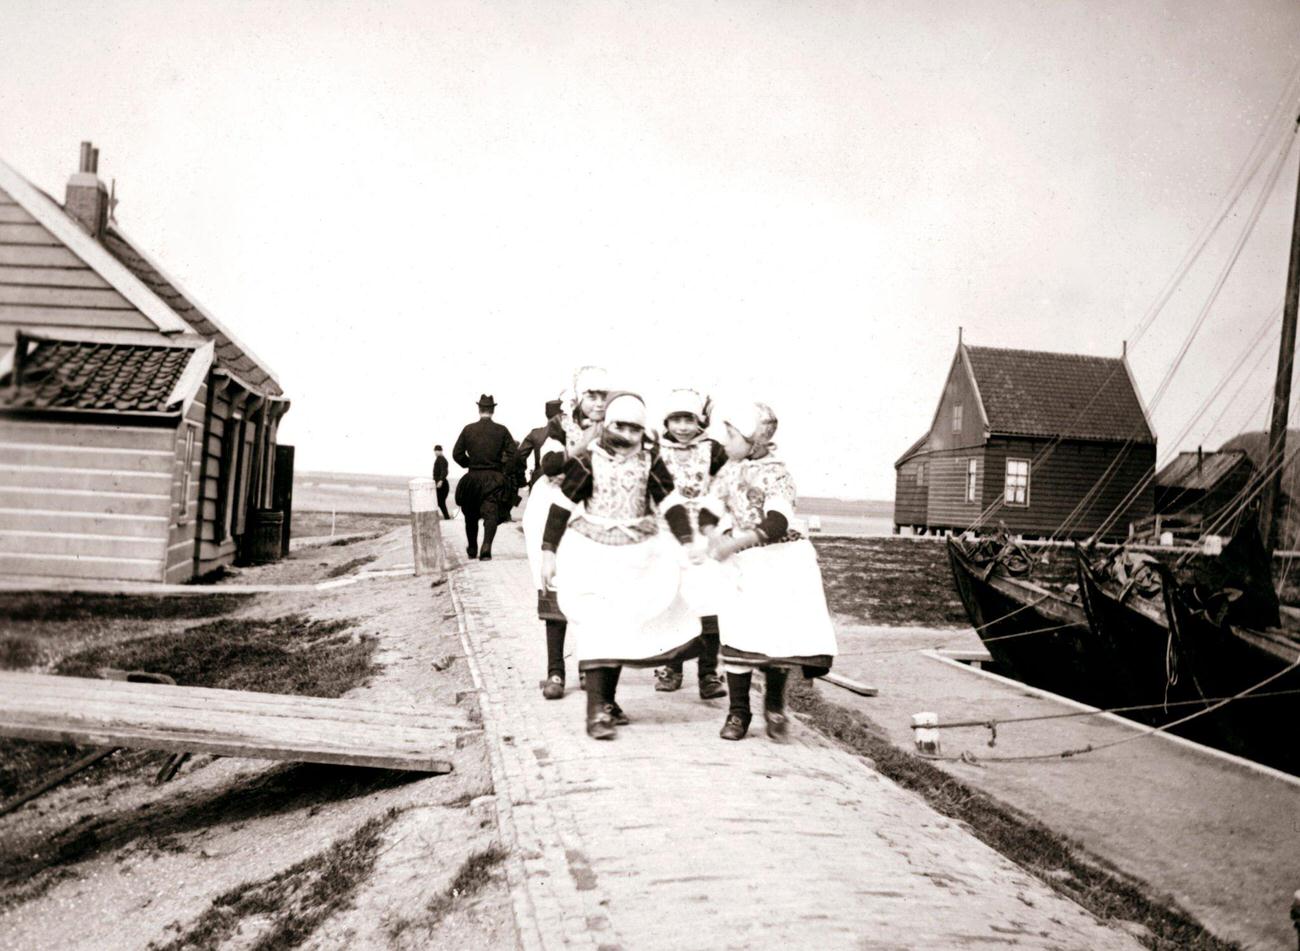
[324,555,378,579]
[787,680,1239,951]
[385,846,508,941]
[292,511,409,538]
[812,537,969,627]
[0,614,378,799]
[0,592,253,624]
[151,807,406,951]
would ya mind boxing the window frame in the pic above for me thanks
[915,461,926,487]
[1004,458,1030,507]
[178,424,198,522]
[952,403,963,433]
[965,458,978,503]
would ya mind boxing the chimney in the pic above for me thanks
[1197,445,1203,473]
[64,140,109,239]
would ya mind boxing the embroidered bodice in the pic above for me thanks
[712,456,796,532]
[660,438,714,506]
[584,447,653,520]
[561,413,589,455]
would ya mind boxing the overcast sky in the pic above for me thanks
[3,0,1300,497]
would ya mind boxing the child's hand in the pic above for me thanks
[540,551,558,589]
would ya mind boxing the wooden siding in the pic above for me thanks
[195,380,238,575]
[893,461,928,526]
[0,418,177,581]
[927,352,984,453]
[164,387,206,583]
[927,448,986,528]
[974,438,1155,540]
[0,185,156,358]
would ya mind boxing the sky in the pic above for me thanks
[3,0,1300,498]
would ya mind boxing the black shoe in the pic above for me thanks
[606,702,630,726]
[654,667,683,692]
[466,545,478,559]
[719,712,751,741]
[479,552,492,561]
[586,710,617,740]
[541,675,565,700]
[764,709,789,741]
[698,673,727,700]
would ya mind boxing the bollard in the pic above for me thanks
[808,515,822,533]
[912,712,940,754]
[409,478,446,585]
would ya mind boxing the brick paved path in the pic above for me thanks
[450,528,1140,950]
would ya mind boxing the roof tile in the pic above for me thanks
[1,338,194,413]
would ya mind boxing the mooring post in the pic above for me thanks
[409,478,446,585]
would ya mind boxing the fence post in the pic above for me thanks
[409,478,445,585]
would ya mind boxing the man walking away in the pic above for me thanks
[452,394,515,561]
[432,444,452,519]
[515,398,564,490]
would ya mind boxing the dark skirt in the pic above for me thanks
[455,469,507,508]
[720,645,832,679]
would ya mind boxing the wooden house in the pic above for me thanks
[893,340,1156,540]
[1145,448,1254,539]
[0,142,289,583]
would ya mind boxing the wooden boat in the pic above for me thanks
[946,536,1114,708]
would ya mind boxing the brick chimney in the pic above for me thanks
[64,141,109,239]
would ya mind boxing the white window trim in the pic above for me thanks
[178,424,198,522]
[1004,458,1030,507]
[952,403,963,433]
[965,459,978,503]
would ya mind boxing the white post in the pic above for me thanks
[912,712,940,754]
[409,478,445,584]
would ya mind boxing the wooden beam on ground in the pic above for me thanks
[0,672,471,773]
[819,672,879,697]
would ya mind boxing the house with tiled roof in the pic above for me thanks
[893,337,1156,540]
[0,142,290,583]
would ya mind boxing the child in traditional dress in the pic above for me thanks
[653,388,729,699]
[522,367,608,701]
[701,401,838,741]
[540,393,700,739]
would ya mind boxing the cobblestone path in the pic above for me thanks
[449,527,1139,950]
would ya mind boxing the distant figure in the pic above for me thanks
[515,397,564,489]
[432,444,452,519]
[452,394,515,561]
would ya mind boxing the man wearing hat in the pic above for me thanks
[432,444,452,519]
[513,397,565,490]
[451,394,516,560]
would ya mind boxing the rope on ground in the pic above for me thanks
[917,653,1300,765]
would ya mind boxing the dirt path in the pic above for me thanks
[0,529,515,951]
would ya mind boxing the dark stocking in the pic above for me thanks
[763,667,789,712]
[584,666,615,716]
[545,620,566,679]
[698,617,720,678]
[727,671,753,717]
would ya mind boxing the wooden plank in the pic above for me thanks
[0,486,172,518]
[1,446,175,475]
[0,530,167,560]
[0,245,86,268]
[819,672,879,697]
[0,284,132,309]
[0,419,174,451]
[0,223,60,245]
[0,508,168,539]
[0,463,172,494]
[0,552,164,582]
[0,305,154,330]
[0,205,36,224]
[0,265,110,288]
[0,673,465,772]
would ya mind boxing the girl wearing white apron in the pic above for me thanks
[522,367,607,700]
[540,393,700,740]
[654,388,730,699]
[700,401,837,742]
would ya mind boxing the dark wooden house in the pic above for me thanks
[1146,448,1254,539]
[0,143,289,583]
[893,340,1156,540]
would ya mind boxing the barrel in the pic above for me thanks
[247,509,286,565]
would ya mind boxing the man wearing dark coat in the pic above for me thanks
[432,444,451,519]
[452,394,515,561]
[514,398,564,489]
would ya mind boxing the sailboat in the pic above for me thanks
[949,108,1300,773]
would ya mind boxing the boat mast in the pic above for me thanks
[1260,115,1300,551]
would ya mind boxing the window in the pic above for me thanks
[1005,459,1030,506]
[952,403,963,433]
[915,462,925,487]
[178,425,197,521]
[965,459,978,503]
